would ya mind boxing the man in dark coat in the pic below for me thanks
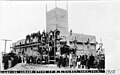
[3,54,9,70]
[88,54,95,69]
[58,55,63,68]
[81,55,84,68]
[63,54,68,67]
[84,54,88,68]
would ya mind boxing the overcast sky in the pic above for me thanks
[0,1,120,69]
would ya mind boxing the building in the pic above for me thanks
[46,7,96,56]
[12,7,96,57]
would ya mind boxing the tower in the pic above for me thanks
[46,6,68,37]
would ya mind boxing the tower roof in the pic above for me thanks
[47,7,67,17]
[48,7,67,13]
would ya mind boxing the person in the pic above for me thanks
[63,54,68,67]
[72,54,76,68]
[62,54,66,67]
[84,54,88,69]
[20,54,24,63]
[37,31,41,42]
[3,54,9,70]
[69,52,73,68]
[79,55,82,68]
[33,55,37,64]
[102,57,105,70]
[26,55,29,63]
[23,55,27,64]
[94,56,99,69]
[29,56,34,64]
[45,55,48,64]
[77,55,81,68]
[58,55,63,68]
[49,30,53,41]
[98,57,101,70]
[66,54,69,67]
[42,30,46,43]
[81,54,85,68]
[9,57,14,68]
[17,54,22,63]
[88,54,95,69]
[98,56,105,70]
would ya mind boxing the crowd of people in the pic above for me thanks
[2,52,22,70]
[2,30,105,70]
[2,50,105,70]
[25,29,60,44]
[2,52,43,70]
[56,52,105,70]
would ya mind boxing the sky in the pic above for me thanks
[0,1,120,70]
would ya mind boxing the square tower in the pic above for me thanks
[46,7,68,37]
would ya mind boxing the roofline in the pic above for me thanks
[47,7,67,13]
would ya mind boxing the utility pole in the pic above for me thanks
[1,39,12,53]
[54,0,57,63]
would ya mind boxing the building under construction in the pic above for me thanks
[11,6,98,64]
